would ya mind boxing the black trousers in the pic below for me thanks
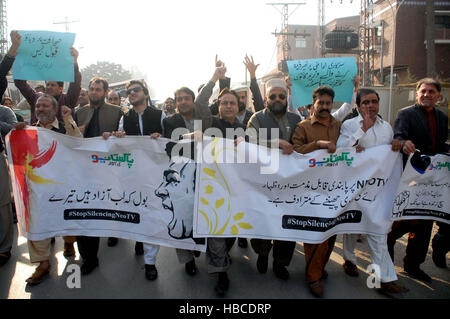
[77,236,100,262]
[250,239,296,266]
[432,222,450,253]
[387,220,433,268]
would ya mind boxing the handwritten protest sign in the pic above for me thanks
[287,57,357,108]
[12,30,76,82]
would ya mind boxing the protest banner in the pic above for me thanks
[193,138,403,244]
[392,153,450,224]
[287,57,357,108]
[6,128,206,252]
[12,30,76,82]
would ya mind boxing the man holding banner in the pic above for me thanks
[247,79,301,281]
[387,78,449,282]
[13,94,81,285]
[292,86,340,297]
[104,79,164,281]
[73,77,123,275]
[336,88,406,295]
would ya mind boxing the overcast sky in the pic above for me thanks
[8,0,360,100]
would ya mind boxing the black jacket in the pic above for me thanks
[394,104,449,156]
[123,106,163,136]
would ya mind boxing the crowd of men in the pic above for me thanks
[0,30,449,298]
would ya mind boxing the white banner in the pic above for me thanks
[193,138,403,244]
[392,153,450,224]
[6,128,206,251]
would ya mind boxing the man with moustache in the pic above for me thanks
[13,31,81,125]
[75,89,89,112]
[336,88,406,296]
[163,97,176,116]
[107,90,122,107]
[13,94,82,284]
[387,78,449,281]
[104,80,164,280]
[246,79,302,281]
[73,77,123,274]
[162,56,224,277]
[292,86,341,297]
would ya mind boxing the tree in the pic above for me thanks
[81,61,133,89]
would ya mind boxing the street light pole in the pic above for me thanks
[387,0,405,124]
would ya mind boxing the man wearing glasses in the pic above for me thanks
[104,80,165,281]
[246,79,302,282]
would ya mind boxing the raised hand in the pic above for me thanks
[360,106,376,132]
[212,55,227,82]
[243,55,259,79]
[8,30,22,57]
[70,47,79,64]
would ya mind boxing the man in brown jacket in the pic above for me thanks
[292,86,341,297]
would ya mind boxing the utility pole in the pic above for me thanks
[0,0,8,58]
[53,16,79,32]
[425,0,436,78]
[318,0,325,57]
[267,2,306,73]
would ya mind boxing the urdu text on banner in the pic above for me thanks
[6,128,206,252]
[193,138,403,244]
[392,153,450,224]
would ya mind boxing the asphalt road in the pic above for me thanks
[0,225,449,300]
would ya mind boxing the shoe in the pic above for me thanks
[215,272,229,296]
[256,255,268,274]
[238,238,248,248]
[145,264,158,280]
[404,265,431,282]
[343,260,359,277]
[273,262,289,280]
[309,280,323,297]
[432,248,447,268]
[107,237,118,247]
[81,258,99,275]
[380,281,408,294]
[63,242,75,258]
[26,262,50,285]
[135,242,144,255]
[0,251,11,266]
[185,259,197,276]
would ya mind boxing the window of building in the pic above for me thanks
[295,37,306,48]
[435,15,450,29]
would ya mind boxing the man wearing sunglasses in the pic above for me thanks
[246,78,302,282]
[103,80,165,281]
[73,77,123,275]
